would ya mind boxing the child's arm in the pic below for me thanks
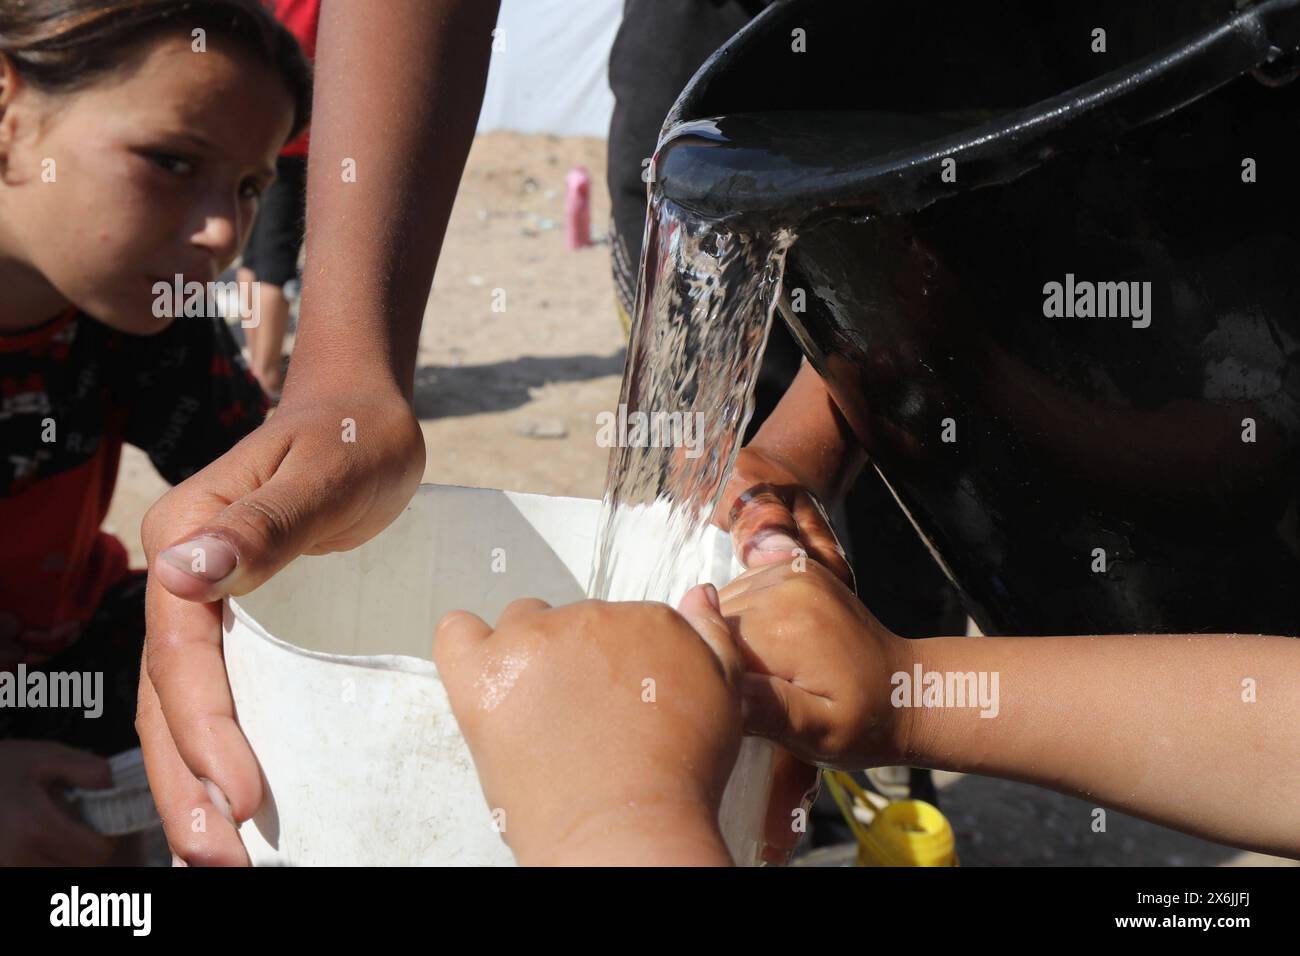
[721,562,1300,858]
[740,361,866,506]
[713,361,866,583]
[906,631,1299,856]
[288,0,499,399]
[138,0,501,866]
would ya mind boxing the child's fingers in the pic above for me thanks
[736,613,839,702]
[32,796,115,866]
[30,743,112,791]
[718,586,820,679]
[142,577,261,827]
[790,493,854,588]
[726,484,853,585]
[740,672,828,762]
[142,474,270,832]
[494,598,552,629]
[433,609,493,680]
[676,584,742,684]
[720,561,847,615]
[135,666,249,866]
[148,470,339,605]
[718,561,793,603]
[726,484,803,568]
[435,608,492,641]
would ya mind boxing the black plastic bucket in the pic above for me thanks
[656,0,1300,636]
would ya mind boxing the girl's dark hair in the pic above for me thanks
[0,0,312,139]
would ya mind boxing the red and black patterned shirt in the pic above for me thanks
[0,308,267,667]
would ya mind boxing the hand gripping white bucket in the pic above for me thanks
[225,484,776,865]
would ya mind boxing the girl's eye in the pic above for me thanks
[240,179,266,201]
[148,153,194,176]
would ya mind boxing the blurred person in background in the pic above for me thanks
[238,0,319,401]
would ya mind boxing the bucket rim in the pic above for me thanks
[221,483,606,681]
[657,0,1300,219]
[225,596,444,680]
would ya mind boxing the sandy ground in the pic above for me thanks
[103,132,1293,868]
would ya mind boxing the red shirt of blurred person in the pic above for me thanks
[270,0,319,158]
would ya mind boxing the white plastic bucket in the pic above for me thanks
[225,484,775,866]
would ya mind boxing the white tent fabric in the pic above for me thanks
[476,0,622,138]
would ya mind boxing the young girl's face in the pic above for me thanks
[0,33,295,334]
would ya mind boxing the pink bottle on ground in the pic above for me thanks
[565,166,591,250]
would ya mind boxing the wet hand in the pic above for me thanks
[434,586,742,866]
[138,384,425,865]
[0,741,115,866]
[720,560,913,770]
[714,447,854,586]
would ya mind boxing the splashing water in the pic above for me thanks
[587,191,793,603]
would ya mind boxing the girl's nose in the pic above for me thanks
[191,214,241,271]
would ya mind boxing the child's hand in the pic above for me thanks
[720,561,913,770]
[434,586,742,866]
[137,385,425,865]
[0,741,115,866]
[714,447,854,586]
